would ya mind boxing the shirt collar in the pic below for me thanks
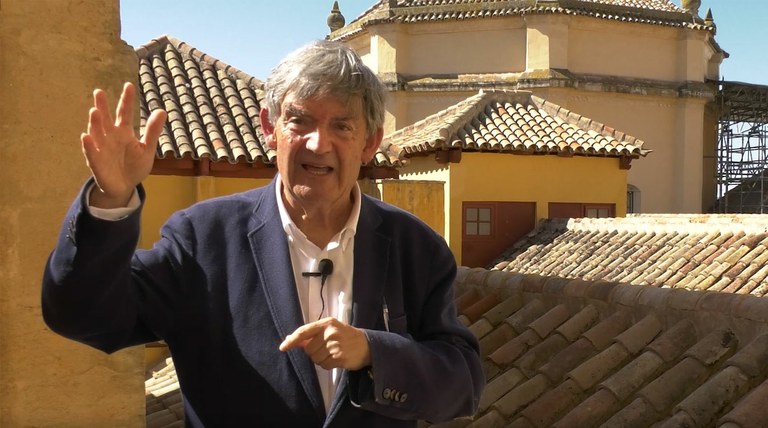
[275,173,360,252]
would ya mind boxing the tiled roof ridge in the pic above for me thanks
[383,89,648,159]
[330,0,713,41]
[531,95,649,153]
[378,90,526,163]
[384,91,483,148]
[491,214,768,297]
[456,266,768,343]
[135,35,264,89]
[388,89,530,145]
[134,35,275,167]
[564,214,768,234]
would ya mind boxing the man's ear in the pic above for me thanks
[361,127,384,164]
[259,108,276,149]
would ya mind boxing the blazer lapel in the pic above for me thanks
[350,195,391,330]
[247,179,325,419]
[326,195,391,425]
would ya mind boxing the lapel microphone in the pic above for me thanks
[302,259,334,320]
[317,258,333,286]
[302,258,334,286]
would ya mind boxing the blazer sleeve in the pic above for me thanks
[347,231,484,423]
[41,180,193,353]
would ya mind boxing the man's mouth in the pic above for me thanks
[303,164,333,175]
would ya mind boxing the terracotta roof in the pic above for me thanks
[331,0,714,41]
[145,357,184,428]
[377,91,649,166]
[136,35,274,166]
[441,266,768,427]
[136,35,399,173]
[491,214,768,297]
[146,265,768,426]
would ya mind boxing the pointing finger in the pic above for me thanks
[279,320,328,351]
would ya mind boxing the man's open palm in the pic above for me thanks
[81,82,167,208]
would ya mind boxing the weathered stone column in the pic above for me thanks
[0,0,145,425]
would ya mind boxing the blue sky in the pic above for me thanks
[121,0,767,85]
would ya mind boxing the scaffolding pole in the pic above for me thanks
[713,81,768,213]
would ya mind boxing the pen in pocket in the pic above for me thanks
[382,297,390,332]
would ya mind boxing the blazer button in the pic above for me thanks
[383,388,392,400]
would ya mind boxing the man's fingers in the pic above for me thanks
[115,82,135,127]
[279,320,370,370]
[279,335,308,352]
[279,320,327,351]
[93,89,113,126]
[81,133,97,161]
[142,109,167,151]
[87,107,105,144]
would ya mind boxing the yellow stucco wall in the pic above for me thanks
[362,19,527,77]
[402,20,527,75]
[140,175,273,248]
[0,0,147,426]
[395,159,452,241]
[533,87,708,213]
[400,153,626,264]
[371,180,445,236]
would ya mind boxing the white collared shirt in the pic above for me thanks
[274,174,358,412]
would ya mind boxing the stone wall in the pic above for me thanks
[0,0,145,425]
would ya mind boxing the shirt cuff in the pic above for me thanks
[85,183,140,221]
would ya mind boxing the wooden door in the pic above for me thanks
[461,201,535,268]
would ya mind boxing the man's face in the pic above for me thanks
[260,92,383,214]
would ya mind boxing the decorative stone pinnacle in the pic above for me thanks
[327,1,346,32]
[704,8,716,32]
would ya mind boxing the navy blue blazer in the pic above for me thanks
[42,178,484,427]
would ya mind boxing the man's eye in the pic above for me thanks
[286,119,311,132]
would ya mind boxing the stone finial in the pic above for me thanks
[681,0,701,18]
[327,1,346,32]
[704,8,716,29]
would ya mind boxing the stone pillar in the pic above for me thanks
[0,0,145,426]
[367,24,405,135]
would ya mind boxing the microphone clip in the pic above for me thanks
[302,259,334,285]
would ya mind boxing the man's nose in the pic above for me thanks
[305,127,333,153]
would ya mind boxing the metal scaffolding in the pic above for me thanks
[713,81,768,213]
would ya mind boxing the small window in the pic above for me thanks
[627,184,640,213]
[465,206,492,236]
[585,205,613,218]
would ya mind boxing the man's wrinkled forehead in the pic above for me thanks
[279,91,364,119]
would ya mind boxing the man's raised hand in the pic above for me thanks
[81,82,167,208]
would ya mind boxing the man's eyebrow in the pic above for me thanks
[283,105,307,117]
[284,103,358,122]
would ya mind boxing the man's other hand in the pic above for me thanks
[280,317,371,370]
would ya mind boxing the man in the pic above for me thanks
[42,40,484,427]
